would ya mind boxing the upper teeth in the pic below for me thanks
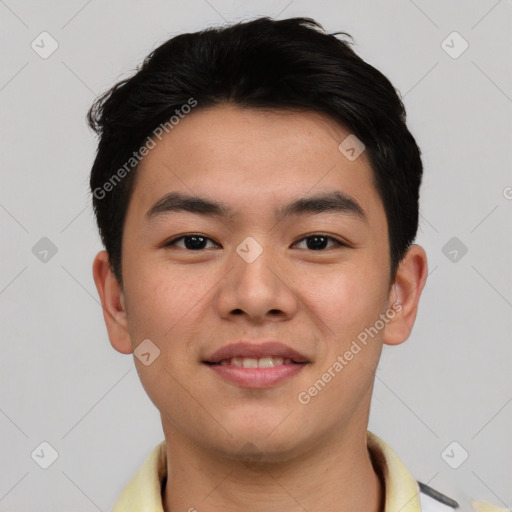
[219,356,292,368]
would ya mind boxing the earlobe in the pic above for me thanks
[383,244,428,346]
[92,250,133,354]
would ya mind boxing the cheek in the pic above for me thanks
[301,260,386,334]
[124,258,203,340]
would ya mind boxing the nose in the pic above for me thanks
[214,243,299,324]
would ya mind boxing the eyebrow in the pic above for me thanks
[145,190,367,223]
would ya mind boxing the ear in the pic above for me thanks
[92,250,133,354]
[383,244,428,346]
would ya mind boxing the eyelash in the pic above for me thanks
[163,233,346,251]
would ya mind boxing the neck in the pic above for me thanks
[161,425,384,512]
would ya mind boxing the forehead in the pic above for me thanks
[128,105,383,225]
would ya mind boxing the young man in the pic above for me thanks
[88,16,498,512]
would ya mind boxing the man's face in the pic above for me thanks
[116,105,396,460]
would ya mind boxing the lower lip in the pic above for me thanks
[204,362,307,388]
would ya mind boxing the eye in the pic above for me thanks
[164,234,219,250]
[163,233,346,251]
[293,234,345,250]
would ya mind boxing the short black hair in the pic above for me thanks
[87,16,423,286]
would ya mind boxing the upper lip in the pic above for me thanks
[204,341,310,364]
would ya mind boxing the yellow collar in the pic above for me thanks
[112,431,423,512]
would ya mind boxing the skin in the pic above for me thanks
[93,104,428,512]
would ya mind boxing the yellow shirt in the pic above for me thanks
[111,431,503,512]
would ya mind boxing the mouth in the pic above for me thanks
[204,341,310,365]
[202,341,310,388]
[203,353,309,388]
[203,356,307,368]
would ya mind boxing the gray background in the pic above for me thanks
[1,0,511,511]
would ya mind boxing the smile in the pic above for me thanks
[204,358,308,388]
